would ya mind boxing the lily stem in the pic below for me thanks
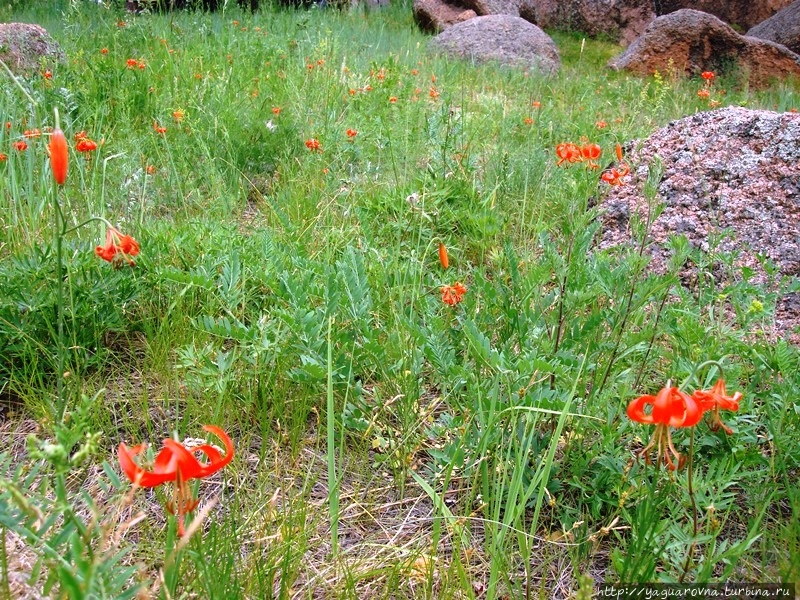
[679,427,698,583]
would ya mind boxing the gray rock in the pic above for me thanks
[430,15,560,74]
[747,0,800,56]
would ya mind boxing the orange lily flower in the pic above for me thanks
[580,143,602,169]
[438,242,449,269]
[118,425,234,536]
[556,142,581,166]
[692,379,741,434]
[601,165,629,186]
[627,384,703,470]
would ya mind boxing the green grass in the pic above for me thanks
[0,1,799,598]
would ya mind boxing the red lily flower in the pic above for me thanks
[95,225,140,266]
[692,378,741,434]
[441,282,467,306]
[627,384,703,470]
[701,71,715,81]
[118,425,234,536]
[76,138,98,153]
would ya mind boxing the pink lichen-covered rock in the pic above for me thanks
[596,107,800,342]
[608,9,800,89]
[519,0,655,47]
[0,23,64,75]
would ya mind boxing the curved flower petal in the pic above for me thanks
[649,386,674,424]
[669,390,703,428]
[118,443,178,487]
[195,425,235,478]
[626,394,656,424]
[163,439,206,480]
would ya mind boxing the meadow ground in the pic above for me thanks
[0,1,799,598]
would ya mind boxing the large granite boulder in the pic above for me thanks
[655,0,793,31]
[519,0,655,47]
[413,0,478,33]
[608,9,800,88]
[0,23,64,75]
[430,15,560,73]
[596,107,800,342]
[747,0,800,56]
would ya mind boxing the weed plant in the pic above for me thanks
[0,1,799,598]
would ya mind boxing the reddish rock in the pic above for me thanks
[608,9,800,88]
[656,0,793,31]
[0,23,64,75]
[519,0,655,46]
[430,15,560,73]
[413,0,477,33]
[747,0,800,56]
[596,107,800,342]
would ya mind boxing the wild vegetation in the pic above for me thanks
[0,1,799,598]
